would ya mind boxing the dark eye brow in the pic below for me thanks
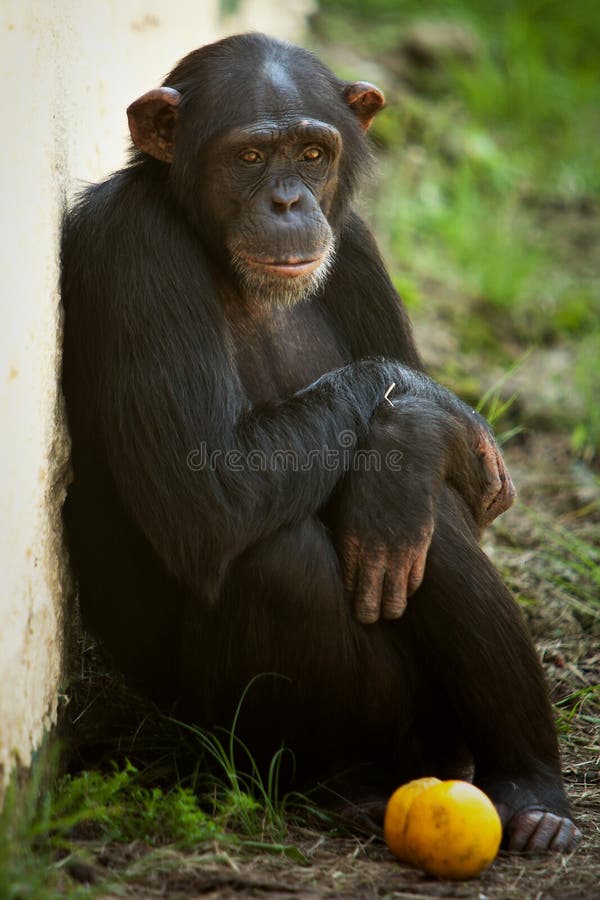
[227,119,341,152]
[288,122,341,148]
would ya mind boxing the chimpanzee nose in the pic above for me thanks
[271,181,302,214]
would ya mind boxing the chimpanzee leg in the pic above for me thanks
[179,517,422,786]
[403,487,580,851]
[65,479,183,702]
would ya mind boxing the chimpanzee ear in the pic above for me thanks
[127,87,182,163]
[343,82,385,131]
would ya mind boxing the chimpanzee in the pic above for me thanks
[61,32,580,852]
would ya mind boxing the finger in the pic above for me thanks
[505,809,545,852]
[525,812,564,852]
[354,551,385,625]
[381,563,408,619]
[483,447,517,524]
[406,526,433,595]
[477,435,516,525]
[493,450,517,510]
[341,534,361,593]
[477,433,502,500]
[407,549,427,596]
[550,819,582,853]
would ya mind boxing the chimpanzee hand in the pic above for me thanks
[337,399,445,623]
[341,505,435,624]
[437,405,516,531]
[337,396,515,624]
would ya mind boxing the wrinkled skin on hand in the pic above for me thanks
[342,510,434,624]
[338,398,516,624]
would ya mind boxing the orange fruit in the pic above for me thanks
[383,777,441,862]
[385,779,502,880]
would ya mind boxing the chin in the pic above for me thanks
[232,245,336,307]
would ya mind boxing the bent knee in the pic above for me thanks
[229,518,346,614]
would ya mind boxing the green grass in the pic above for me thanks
[0,746,116,899]
[540,516,600,625]
[0,683,315,897]
[498,502,600,634]
[475,357,528,444]
[573,333,600,457]
[171,677,315,852]
[0,755,224,898]
[556,685,600,735]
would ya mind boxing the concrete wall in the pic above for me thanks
[0,0,313,793]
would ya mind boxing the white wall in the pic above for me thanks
[0,0,313,792]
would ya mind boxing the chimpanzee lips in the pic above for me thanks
[242,254,325,278]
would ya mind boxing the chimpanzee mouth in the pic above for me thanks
[231,244,336,305]
[240,254,325,278]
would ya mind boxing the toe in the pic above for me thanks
[505,810,582,853]
[550,818,582,852]
[505,810,545,851]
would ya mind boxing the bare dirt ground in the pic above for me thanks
[64,432,599,900]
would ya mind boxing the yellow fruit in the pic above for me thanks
[383,777,441,862]
[385,779,502,880]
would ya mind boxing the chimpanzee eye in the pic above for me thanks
[239,149,264,164]
[302,146,323,162]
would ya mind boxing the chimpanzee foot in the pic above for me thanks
[310,764,390,837]
[334,795,386,837]
[496,803,582,852]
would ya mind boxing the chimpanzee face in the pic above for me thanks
[199,117,342,305]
